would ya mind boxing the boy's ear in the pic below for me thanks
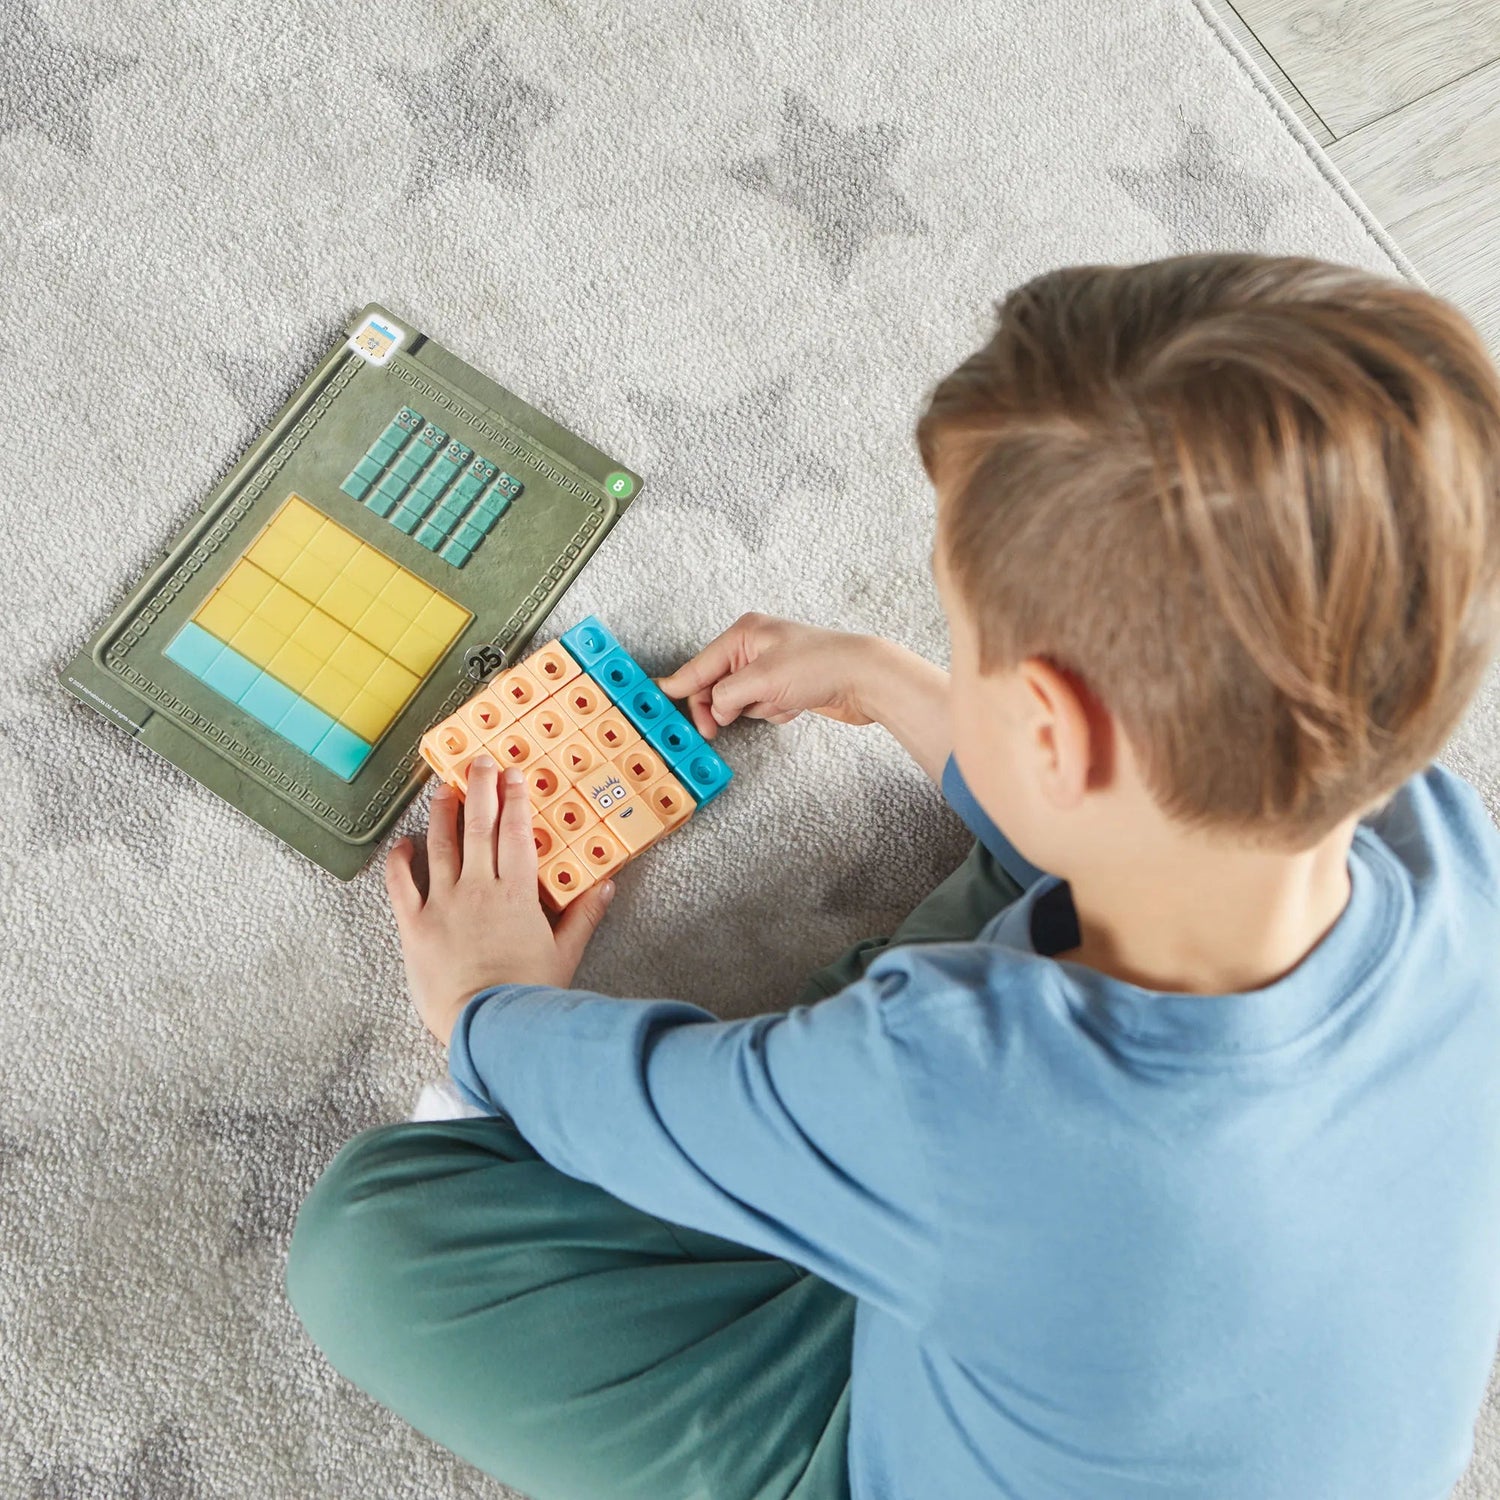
[1018,657,1112,808]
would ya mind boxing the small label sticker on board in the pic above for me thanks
[348,313,406,366]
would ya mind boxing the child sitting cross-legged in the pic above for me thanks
[286,253,1500,1500]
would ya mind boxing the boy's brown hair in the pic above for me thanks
[916,254,1500,847]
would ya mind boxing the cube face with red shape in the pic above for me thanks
[415,615,732,902]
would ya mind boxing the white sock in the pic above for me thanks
[409,1078,492,1122]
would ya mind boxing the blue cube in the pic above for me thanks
[671,742,733,807]
[311,723,373,781]
[560,615,618,669]
[163,622,225,678]
[592,647,645,700]
[645,710,706,765]
[621,680,669,730]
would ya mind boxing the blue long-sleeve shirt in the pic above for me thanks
[450,754,1500,1500]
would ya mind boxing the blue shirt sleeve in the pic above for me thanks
[941,750,1050,889]
[448,961,942,1327]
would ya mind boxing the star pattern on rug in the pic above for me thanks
[0,0,139,158]
[193,1034,383,1254]
[204,315,344,450]
[621,374,844,552]
[728,89,928,283]
[28,1419,203,1500]
[375,21,560,202]
[1110,122,1286,249]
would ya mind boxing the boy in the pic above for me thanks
[286,254,1500,1500]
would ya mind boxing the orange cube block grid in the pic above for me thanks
[415,624,726,909]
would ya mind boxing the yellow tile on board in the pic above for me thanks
[330,633,384,685]
[390,623,444,676]
[341,691,393,742]
[194,590,250,645]
[319,575,376,630]
[344,546,399,596]
[353,598,408,655]
[415,593,469,644]
[218,560,275,611]
[280,548,339,605]
[379,569,431,618]
[277,495,325,546]
[366,657,420,708]
[229,615,286,669]
[306,665,360,718]
[246,525,301,580]
[294,607,348,664]
[268,638,322,694]
[258,581,312,636]
[306,520,361,570]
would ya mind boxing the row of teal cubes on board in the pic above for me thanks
[555,616,733,808]
[338,405,521,568]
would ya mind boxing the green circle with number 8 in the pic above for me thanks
[604,471,636,499]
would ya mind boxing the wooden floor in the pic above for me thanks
[1208,0,1500,354]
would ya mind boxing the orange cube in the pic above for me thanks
[555,673,609,730]
[541,790,598,842]
[492,661,547,717]
[605,796,665,854]
[539,848,596,912]
[458,691,512,741]
[642,773,693,833]
[532,819,560,864]
[554,734,602,781]
[520,698,575,749]
[568,823,629,882]
[525,753,568,809]
[420,715,477,787]
[614,742,668,795]
[492,725,538,771]
[526,641,582,694]
[586,710,640,757]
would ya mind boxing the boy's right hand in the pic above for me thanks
[656,612,882,739]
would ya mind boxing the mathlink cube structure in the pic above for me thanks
[420,617,732,911]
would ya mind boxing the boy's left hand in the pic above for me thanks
[385,756,616,1047]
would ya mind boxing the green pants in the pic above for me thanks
[286,839,1023,1500]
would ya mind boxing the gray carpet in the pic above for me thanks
[3,0,1497,1495]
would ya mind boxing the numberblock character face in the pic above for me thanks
[583,773,627,813]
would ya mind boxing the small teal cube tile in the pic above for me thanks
[415,473,448,502]
[672,743,732,807]
[202,647,263,704]
[391,507,423,535]
[560,615,619,669]
[275,696,336,754]
[456,520,485,550]
[239,673,301,729]
[339,474,371,501]
[592,648,645,700]
[395,406,423,433]
[311,723,372,781]
[371,436,401,463]
[354,456,384,483]
[377,472,408,500]
[415,522,446,550]
[497,473,523,497]
[163,622,224,677]
[440,538,472,568]
[621,680,669,729]
[432,498,465,525]
[393,453,426,483]
[416,423,449,453]
[380,419,412,447]
[645,711,705,765]
[470,500,504,533]
[453,473,485,503]
[431,456,463,483]
[364,487,400,518]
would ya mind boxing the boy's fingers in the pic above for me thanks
[708,662,782,726]
[553,879,615,970]
[496,769,539,890]
[461,755,500,881]
[655,618,754,700]
[384,837,424,923]
[426,781,462,888]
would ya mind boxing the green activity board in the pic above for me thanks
[60,303,643,879]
